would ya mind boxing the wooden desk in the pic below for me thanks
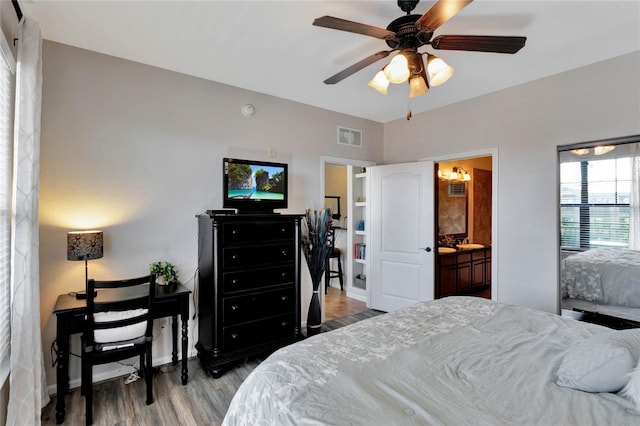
[52,283,191,424]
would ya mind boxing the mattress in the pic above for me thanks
[223,296,640,425]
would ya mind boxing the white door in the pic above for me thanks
[367,161,435,312]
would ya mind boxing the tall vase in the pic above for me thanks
[301,208,333,337]
[307,279,322,336]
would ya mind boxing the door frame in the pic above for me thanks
[423,148,499,301]
[320,156,377,318]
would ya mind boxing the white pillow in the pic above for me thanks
[93,308,148,345]
[556,329,640,393]
[620,356,640,410]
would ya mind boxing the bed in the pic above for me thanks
[561,248,640,307]
[223,296,640,425]
[561,248,640,324]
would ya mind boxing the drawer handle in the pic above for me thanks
[231,229,238,235]
[280,250,288,257]
[280,321,288,327]
[231,278,238,285]
[231,254,238,261]
[281,272,288,278]
[231,304,239,311]
[231,333,239,340]
[281,227,286,233]
[280,295,288,302]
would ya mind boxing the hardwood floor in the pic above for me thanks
[41,298,377,426]
[41,357,265,426]
[324,285,367,321]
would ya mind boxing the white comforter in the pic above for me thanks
[561,248,640,307]
[223,297,639,425]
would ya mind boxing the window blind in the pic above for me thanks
[560,156,632,249]
[0,32,15,382]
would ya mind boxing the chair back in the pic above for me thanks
[328,226,336,250]
[84,274,156,352]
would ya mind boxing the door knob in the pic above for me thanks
[422,247,432,252]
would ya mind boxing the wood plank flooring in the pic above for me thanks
[41,302,381,426]
[324,285,367,321]
[41,358,262,426]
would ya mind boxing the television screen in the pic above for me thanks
[223,158,288,213]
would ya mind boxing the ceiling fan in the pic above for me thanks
[313,0,526,113]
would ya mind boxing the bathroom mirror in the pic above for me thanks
[438,180,468,239]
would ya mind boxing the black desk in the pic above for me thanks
[52,283,191,424]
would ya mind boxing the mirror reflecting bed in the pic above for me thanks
[558,136,640,326]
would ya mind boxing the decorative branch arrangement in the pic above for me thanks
[301,208,333,336]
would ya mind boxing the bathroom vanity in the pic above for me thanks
[436,245,491,298]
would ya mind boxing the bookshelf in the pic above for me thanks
[347,167,367,299]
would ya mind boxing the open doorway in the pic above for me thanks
[321,157,375,321]
[433,153,495,300]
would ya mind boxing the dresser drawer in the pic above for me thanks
[223,314,295,352]
[222,287,295,324]
[223,265,294,294]
[222,221,295,244]
[223,243,294,269]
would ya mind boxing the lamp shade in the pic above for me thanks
[594,145,615,156]
[368,70,390,95]
[383,53,410,84]
[427,54,454,87]
[409,75,429,98]
[67,230,103,261]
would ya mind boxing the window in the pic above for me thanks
[560,147,633,249]
[0,29,15,382]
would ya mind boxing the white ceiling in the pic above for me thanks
[21,0,640,123]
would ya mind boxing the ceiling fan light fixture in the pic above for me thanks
[384,53,410,84]
[368,70,390,95]
[426,54,454,86]
[594,145,615,156]
[570,148,590,156]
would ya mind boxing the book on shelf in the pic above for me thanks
[354,243,366,260]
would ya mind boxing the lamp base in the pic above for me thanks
[75,290,97,300]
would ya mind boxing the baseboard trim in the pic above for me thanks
[346,291,366,303]
[46,349,198,396]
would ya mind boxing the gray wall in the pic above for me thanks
[38,41,383,391]
[37,40,640,392]
[383,51,640,313]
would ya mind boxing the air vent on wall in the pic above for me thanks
[448,182,466,197]
[337,126,362,147]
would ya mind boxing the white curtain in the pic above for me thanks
[630,143,640,250]
[7,16,49,425]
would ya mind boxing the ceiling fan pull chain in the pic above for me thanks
[406,95,412,121]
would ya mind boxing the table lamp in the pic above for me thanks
[67,230,103,299]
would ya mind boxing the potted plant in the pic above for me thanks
[149,261,179,286]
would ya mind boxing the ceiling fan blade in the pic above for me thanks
[323,50,393,85]
[313,16,397,40]
[431,35,526,53]
[415,0,473,32]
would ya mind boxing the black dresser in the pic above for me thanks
[196,213,302,377]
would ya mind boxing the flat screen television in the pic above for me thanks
[223,158,288,213]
